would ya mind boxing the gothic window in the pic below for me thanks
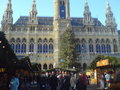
[81,44,86,53]
[21,44,26,53]
[89,44,94,53]
[49,44,54,53]
[101,44,106,53]
[75,63,81,70]
[38,38,42,43]
[49,38,53,43]
[43,38,47,43]
[16,38,21,43]
[96,44,101,53]
[38,44,42,53]
[49,64,53,69]
[76,44,81,53]
[101,39,105,44]
[83,63,87,71]
[10,44,15,51]
[113,44,118,52]
[43,64,47,70]
[10,38,15,43]
[60,1,66,19]
[10,38,15,52]
[43,44,48,53]
[30,26,35,31]
[22,38,27,43]
[113,39,118,52]
[29,43,34,53]
[96,39,100,43]
[29,38,34,53]
[106,44,111,53]
[106,39,110,43]
[16,44,20,53]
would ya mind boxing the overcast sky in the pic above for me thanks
[0,0,120,30]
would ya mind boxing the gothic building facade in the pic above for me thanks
[1,0,120,70]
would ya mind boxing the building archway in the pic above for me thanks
[49,64,53,69]
[43,64,47,70]
[83,63,87,71]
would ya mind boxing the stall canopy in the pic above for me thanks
[96,56,120,69]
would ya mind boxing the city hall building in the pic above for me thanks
[0,0,120,70]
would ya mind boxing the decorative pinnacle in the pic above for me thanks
[85,0,88,3]
[106,0,110,8]
[33,0,35,3]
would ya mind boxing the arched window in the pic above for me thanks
[49,44,54,53]
[81,44,86,53]
[113,44,118,52]
[10,44,15,51]
[38,44,42,53]
[89,44,94,53]
[113,39,118,52]
[83,63,87,71]
[101,44,106,53]
[29,43,34,52]
[106,44,111,53]
[76,44,81,53]
[21,44,26,53]
[49,64,53,69]
[10,38,15,43]
[43,64,47,70]
[75,63,81,70]
[96,44,101,53]
[60,1,66,19]
[49,39,53,43]
[16,38,21,43]
[43,44,48,53]
[16,44,20,53]
[29,38,34,53]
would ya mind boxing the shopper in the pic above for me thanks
[9,75,20,90]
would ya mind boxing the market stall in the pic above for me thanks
[96,58,120,89]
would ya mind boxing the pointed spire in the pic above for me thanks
[106,0,113,16]
[105,0,116,27]
[29,0,38,24]
[30,0,37,17]
[84,0,90,14]
[1,0,13,25]
[83,0,93,25]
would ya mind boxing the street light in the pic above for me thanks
[0,40,2,43]
[3,46,5,49]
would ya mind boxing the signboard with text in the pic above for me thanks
[96,59,109,67]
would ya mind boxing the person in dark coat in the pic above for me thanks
[81,74,87,90]
[49,72,58,90]
[40,74,47,90]
[76,75,84,90]
[60,72,70,90]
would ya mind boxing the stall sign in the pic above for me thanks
[96,59,109,67]
[0,68,5,72]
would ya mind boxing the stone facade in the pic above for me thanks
[1,0,120,70]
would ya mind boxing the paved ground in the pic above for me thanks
[87,84,98,90]
[21,84,98,90]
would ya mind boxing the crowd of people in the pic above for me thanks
[8,71,90,90]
